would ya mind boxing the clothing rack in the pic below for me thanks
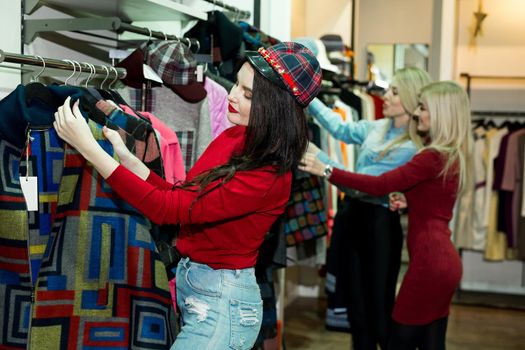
[459,72,525,97]
[201,0,251,20]
[472,110,525,118]
[24,17,199,49]
[0,49,126,79]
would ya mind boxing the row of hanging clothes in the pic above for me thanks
[0,52,181,349]
[454,114,525,262]
[303,67,388,333]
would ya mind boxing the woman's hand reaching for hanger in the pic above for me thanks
[298,152,326,177]
[54,96,120,179]
[54,96,98,154]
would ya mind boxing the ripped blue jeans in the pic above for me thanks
[171,257,263,350]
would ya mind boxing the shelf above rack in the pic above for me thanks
[25,0,207,22]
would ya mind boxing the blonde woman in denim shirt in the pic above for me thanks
[307,67,431,350]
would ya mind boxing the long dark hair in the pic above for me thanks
[181,60,309,196]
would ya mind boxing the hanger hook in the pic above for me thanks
[82,62,92,88]
[147,28,153,42]
[74,61,83,85]
[63,59,76,86]
[100,65,110,89]
[109,66,119,89]
[32,55,46,82]
[194,39,201,53]
[185,37,192,51]
[89,63,97,87]
[163,32,168,41]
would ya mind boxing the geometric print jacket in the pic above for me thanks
[0,85,175,349]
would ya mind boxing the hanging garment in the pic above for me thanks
[0,85,175,349]
[204,77,231,139]
[282,170,328,246]
[484,127,509,261]
[118,104,186,183]
[121,85,212,172]
[518,135,525,259]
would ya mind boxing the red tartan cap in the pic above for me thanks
[245,42,322,107]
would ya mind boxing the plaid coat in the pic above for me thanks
[0,85,175,349]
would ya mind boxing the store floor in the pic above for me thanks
[284,297,525,350]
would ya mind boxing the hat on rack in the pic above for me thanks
[293,37,340,74]
[245,42,322,107]
[146,40,207,103]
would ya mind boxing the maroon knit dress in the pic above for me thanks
[330,150,462,325]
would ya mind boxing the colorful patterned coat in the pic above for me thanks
[0,85,175,349]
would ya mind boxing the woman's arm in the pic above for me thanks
[300,150,443,196]
[54,97,285,226]
[329,151,442,196]
[105,165,285,225]
[307,98,371,144]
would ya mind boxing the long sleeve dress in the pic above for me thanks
[330,149,463,325]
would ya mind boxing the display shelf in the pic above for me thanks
[25,0,207,22]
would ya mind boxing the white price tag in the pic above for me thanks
[195,65,204,82]
[20,176,38,212]
[109,49,132,60]
[143,64,164,83]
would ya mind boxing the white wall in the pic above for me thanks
[291,0,352,45]
[260,0,292,41]
[456,0,525,77]
[455,0,525,111]
[355,0,433,80]
[0,0,22,98]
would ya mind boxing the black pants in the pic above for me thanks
[387,317,449,350]
[343,198,404,350]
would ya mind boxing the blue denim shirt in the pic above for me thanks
[307,98,418,206]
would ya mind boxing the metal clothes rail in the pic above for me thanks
[201,0,251,20]
[459,72,525,97]
[0,50,126,79]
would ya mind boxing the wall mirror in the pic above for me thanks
[367,43,429,86]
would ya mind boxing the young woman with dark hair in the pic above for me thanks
[52,42,321,349]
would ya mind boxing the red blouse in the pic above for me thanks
[330,149,463,325]
[106,126,292,269]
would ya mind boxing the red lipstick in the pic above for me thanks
[228,104,238,113]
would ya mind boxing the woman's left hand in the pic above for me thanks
[298,152,326,177]
[54,96,98,154]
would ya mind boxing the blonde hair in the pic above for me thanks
[419,81,473,193]
[378,67,432,158]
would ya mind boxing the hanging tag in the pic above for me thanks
[195,65,204,82]
[143,64,164,83]
[109,49,131,60]
[20,176,38,211]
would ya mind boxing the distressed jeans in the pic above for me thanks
[171,257,263,350]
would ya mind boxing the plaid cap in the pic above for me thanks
[246,42,322,107]
[146,40,196,85]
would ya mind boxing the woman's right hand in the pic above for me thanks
[389,192,407,212]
